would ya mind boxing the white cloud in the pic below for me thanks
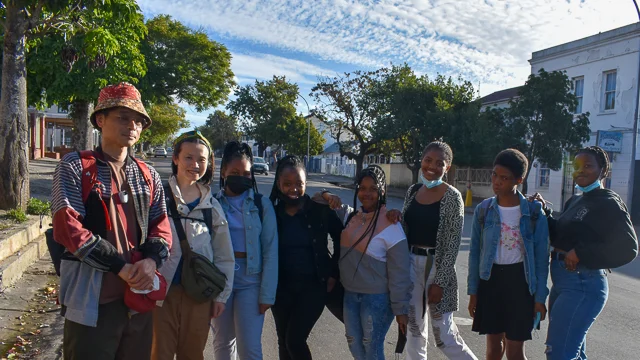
[139,0,638,96]
[231,53,336,84]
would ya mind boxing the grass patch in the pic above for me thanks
[5,208,28,223]
[26,198,51,216]
[0,223,11,230]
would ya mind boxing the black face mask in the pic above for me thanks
[225,176,253,195]
[278,192,304,206]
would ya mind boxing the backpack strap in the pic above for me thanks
[254,193,264,222]
[130,157,154,206]
[477,198,494,234]
[77,150,112,231]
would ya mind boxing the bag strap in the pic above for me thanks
[528,201,540,234]
[164,185,192,256]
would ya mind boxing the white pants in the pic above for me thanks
[406,253,478,360]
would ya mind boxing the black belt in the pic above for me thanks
[551,251,566,261]
[410,247,436,256]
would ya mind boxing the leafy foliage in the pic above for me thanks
[139,102,190,146]
[26,198,51,215]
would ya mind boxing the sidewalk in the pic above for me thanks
[307,173,482,213]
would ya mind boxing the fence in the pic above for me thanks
[453,167,494,198]
[325,163,357,178]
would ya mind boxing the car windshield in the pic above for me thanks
[254,157,265,164]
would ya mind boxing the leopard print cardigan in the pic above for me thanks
[401,183,464,315]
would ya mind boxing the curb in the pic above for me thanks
[0,234,49,289]
[0,216,52,288]
[0,216,51,263]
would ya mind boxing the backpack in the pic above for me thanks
[47,150,154,276]
[476,197,540,236]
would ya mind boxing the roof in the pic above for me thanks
[479,86,523,105]
[322,142,341,154]
[531,22,640,64]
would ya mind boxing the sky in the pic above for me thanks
[137,0,640,128]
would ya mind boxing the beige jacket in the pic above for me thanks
[158,176,235,304]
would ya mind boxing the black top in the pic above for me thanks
[278,210,317,281]
[548,188,638,269]
[275,195,344,285]
[404,198,440,248]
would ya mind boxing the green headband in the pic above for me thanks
[173,130,212,150]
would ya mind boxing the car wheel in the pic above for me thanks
[265,172,269,175]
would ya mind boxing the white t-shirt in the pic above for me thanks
[494,205,525,265]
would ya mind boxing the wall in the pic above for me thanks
[530,26,640,207]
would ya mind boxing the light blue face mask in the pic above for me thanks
[419,171,444,189]
[575,179,602,193]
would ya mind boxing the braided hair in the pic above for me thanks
[269,155,306,206]
[341,165,388,278]
[422,139,454,165]
[576,146,611,179]
[219,141,258,193]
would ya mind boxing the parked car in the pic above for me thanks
[154,147,168,158]
[252,157,269,175]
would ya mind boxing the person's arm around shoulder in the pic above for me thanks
[258,196,279,313]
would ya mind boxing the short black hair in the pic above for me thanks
[172,138,214,185]
[269,155,306,205]
[493,149,529,179]
[576,146,610,179]
[219,141,258,192]
[422,140,453,164]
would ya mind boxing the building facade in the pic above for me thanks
[528,23,640,216]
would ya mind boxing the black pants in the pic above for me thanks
[271,280,327,360]
[63,300,153,360]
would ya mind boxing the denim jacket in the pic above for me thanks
[467,193,550,304]
[215,189,279,305]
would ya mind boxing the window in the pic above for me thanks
[538,168,550,188]
[573,77,584,114]
[603,71,616,110]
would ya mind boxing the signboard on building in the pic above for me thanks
[598,131,623,153]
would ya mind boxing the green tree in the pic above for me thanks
[197,110,239,152]
[138,15,235,111]
[0,0,139,210]
[279,114,325,157]
[26,0,147,152]
[139,102,189,149]
[227,76,301,156]
[310,68,391,175]
[508,68,591,193]
[376,64,478,182]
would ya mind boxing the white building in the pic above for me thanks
[528,22,640,216]
[306,114,351,152]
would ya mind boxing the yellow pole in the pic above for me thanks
[465,182,473,207]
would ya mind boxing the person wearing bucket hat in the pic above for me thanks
[51,82,172,360]
[151,130,235,359]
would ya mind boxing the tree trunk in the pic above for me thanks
[0,7,30,210]
[70,100,94,151]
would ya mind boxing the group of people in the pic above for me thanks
[51,82,638,360]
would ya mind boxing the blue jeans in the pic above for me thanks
[344,291,395,360]
[211,259,265,360]
[545,259,608,360]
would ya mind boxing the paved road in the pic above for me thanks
[151,157,640,359]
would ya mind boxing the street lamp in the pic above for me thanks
[298,94,312,166]
[630,0,640,221]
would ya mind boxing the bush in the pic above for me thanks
[27,198,51,216]
[6,208,28,223]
